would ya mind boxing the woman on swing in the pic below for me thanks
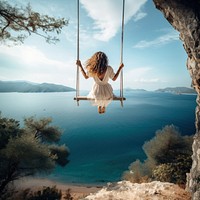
[76,51,124,114]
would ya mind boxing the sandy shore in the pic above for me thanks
[14,177,102,200]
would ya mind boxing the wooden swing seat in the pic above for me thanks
[74,96,126,101]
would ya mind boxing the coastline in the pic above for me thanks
[14,177,102,199]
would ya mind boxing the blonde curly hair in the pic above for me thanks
[85,51,108,77]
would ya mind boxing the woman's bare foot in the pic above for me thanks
[98,106,102,114]
[101,107,106,113]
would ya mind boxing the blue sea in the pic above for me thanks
[0,91,197,185]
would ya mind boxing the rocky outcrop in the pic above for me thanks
[152,0,200,199]
[84,181,191,200]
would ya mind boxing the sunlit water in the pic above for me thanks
[0,91,196,185]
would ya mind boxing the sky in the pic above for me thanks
[0,0,192,91]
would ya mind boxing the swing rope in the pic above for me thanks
[120,0,125,106]
[75,0,125,105]
[76,0,80,105]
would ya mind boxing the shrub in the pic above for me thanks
[122,125,193,185]
[143,125,192,164]
[0,114,69,198]
[122,159,150,183]
[26,186,62,200]
[153,154,192,185]
[63,188,73,200]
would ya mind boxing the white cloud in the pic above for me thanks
[80,0,147,41]
[134,78,160,83]
[133,12,147,22]
[0,45,66,69]
[133,29,179,49]
[64,22,99,50]
[124,67,164,90]
[125,67,152,78]
[0,45,76,87]
[124,67,151,84]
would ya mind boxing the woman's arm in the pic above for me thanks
[112,63,124,81]
[76,60,89,79]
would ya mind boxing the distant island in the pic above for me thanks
[124,87,196,94]
[124,88,147,92]
[0,81,75,93]
[0,81,196,94]
[155,87,196,94]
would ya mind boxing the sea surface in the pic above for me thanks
[0,91,197,185]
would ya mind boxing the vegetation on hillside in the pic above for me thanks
[0,81,75,93]
[0,114,69,199]
[122,125,193,186]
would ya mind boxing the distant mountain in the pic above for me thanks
[155,87,196,94]
[0,81,75,92]
[124,88,147,92]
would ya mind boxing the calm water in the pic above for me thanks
[0,91,197,185]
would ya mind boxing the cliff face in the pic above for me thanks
[152,1,200,199]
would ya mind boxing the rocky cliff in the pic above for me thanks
[152,1,200,199]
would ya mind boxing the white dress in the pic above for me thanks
[87,66,115,107]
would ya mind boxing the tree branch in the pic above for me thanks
[0,2,68,44]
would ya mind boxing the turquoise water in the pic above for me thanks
[0,91,197,185]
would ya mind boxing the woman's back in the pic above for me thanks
[92,66,115,85]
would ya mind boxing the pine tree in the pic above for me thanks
[0,114,69,198]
